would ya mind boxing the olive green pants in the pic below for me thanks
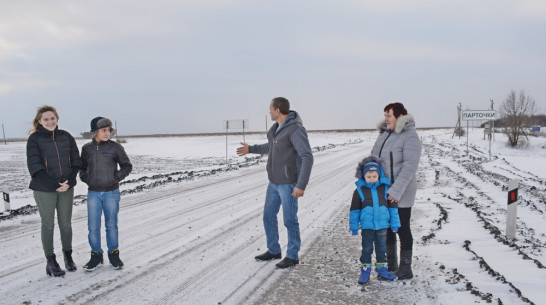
[33,188,74,257]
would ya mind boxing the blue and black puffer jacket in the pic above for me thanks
[349,156,401,234]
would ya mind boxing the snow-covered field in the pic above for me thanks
[0,128,545,305]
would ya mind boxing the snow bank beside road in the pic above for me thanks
[0,129,545,305]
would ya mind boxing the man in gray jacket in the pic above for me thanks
[237,97,313,269]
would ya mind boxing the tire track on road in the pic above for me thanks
[68,142,371,304]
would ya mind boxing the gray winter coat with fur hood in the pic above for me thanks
[371,114,421,208]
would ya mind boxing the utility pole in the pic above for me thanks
[2,124,6,145]
[115,121,119,142]
[490,99,495,141]
[242,120,246,143]
[452,103,462,139]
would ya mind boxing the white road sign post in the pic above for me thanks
[224,119,249,165]
[2,186,10,211]
[506,179,518,239]
[461,110,497,121]
[461,110,497,157]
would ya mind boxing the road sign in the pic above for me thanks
[224,119,249,165]
[462,110,496,121]
[224,120,249,130]
[506,179,518,239]
[508,188,518,204]
[2,186,9,211]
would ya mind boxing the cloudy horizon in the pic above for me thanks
[1,0,546,138]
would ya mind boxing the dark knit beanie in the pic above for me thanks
[90,117,113,132]
[362,161,380,175]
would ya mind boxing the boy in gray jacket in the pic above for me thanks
[237,97,313,269]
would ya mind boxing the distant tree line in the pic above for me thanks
[496,90,541,147]
[481,114,546,128]
[471,90,543,147]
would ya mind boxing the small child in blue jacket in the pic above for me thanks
[350,156,401,285]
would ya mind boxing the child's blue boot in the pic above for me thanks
[358,263,372,285]
[376,262,397,281]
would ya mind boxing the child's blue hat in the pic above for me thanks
[362,161,380,174]
[355,155,385,178]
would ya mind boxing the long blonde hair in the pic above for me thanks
[29,105,59,135]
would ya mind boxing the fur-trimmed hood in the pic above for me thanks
[355,155,390,184]
[377,114,416,134]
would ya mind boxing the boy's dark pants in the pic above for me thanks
[360,228,387,264]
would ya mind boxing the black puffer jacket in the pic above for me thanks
[26,125,82,192]
[80,139,132,192]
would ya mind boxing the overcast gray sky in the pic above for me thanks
[1,0,546,138]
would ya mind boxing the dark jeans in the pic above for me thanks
[387,207,413,251]
[360,228,387,264]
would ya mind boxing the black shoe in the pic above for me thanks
[46,254,65,277]
[275,257,299,269]
[83,251,103,272]
[108,249,124,270]
[255,251,282,261]
[63,250,77,272]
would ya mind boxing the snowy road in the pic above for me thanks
[0,138,370,305]
[1,129,545,305]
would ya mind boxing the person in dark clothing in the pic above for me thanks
[80,117,132,271]
[350,156,400,285]
[370,102,422,280]
[26,105,81,277]
[237,97,314,269]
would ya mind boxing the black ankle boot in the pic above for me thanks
[46,254,65,277]
[108,249,124,270]
[64,250,77,272]
[396,250,413,280]
[83,251,104,272]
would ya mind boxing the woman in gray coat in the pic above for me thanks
[370,102,421,280]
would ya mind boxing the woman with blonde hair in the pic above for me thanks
[26,105,81,277]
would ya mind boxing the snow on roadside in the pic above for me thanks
[0,131,367,215]
[0,128,545,305]
[247,129,546,305]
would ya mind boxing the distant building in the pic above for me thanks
[81,129,117,139]
[81,132,94,139]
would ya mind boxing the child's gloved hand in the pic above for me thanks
[351,230,359,235]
